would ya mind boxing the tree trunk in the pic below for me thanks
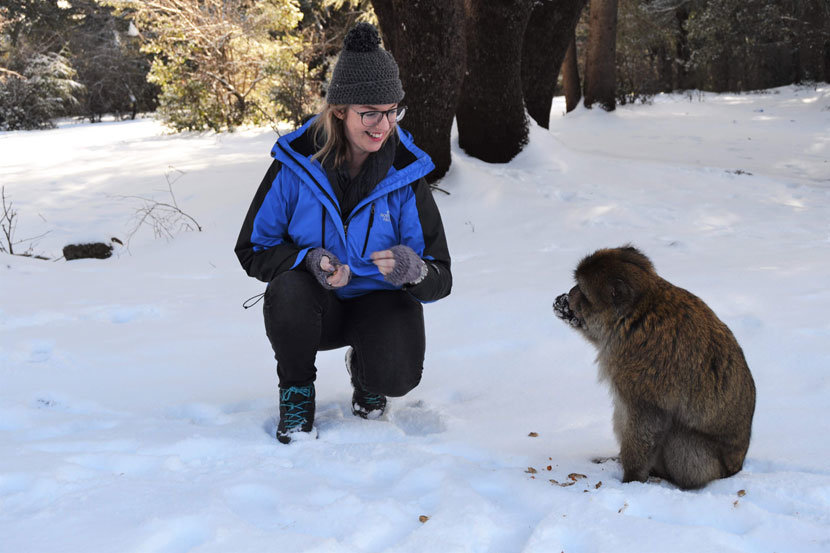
[583,0,618,111]
[372,0,466,183]
[710,40,731,92]
[673,5,694,91]
[654,44,673,93]
[370,1,397,52]
[802,0,830,82]
[824,40,830,83]
[562,32,581,113]
[521,0,588,128]
[457,0,534,163]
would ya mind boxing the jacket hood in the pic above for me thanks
[270,117,435,213]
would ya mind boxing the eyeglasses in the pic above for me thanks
[351,106,406,127]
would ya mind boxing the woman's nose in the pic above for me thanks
[373,114,392,131]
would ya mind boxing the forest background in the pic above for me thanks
[1,0,829,183]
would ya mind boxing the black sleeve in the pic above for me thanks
[234,160,302,283]
[404,178,452,302]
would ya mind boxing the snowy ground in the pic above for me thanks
[1,85,829,552]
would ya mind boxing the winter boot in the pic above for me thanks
[276,384,316,443]
[345,347,387,419]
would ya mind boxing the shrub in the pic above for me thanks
[0,51,83,130]
[116,0,308,131]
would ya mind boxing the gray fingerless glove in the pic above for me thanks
[384,245,428,287]
[305,247,340,289]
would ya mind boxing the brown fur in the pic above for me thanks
[554,246,756,489]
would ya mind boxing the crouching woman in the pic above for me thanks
[235,23,452,443]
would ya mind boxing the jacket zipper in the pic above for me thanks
[321,210,326,250]
[361,203,375,257]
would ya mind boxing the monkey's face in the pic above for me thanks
[555,246,652,341]
[556,279,632,344]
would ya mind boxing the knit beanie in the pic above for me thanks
[326,22,404,106]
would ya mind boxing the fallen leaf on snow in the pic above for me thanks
[549,479,575,487]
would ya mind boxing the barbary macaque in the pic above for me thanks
[554,246,756,489]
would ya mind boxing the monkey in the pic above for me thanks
[553,245,756,489]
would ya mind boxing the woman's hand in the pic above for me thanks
[369,249,396,276]
[306,248,350,289]
[371,245,427,286]
[320,255,351,288]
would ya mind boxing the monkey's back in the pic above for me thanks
[606,277,756,456]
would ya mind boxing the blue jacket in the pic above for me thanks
[235,117,452,302]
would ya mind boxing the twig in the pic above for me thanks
[1,186,51,258]
[115,167,202,246]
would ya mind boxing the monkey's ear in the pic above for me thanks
[611,278,633,313]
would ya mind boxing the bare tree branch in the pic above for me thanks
[113,167,202,247]
[1,186,51,258]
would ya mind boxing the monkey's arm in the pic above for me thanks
[619,403,671,484]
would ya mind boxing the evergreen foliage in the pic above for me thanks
[686,0,792,90]
[611,0,830,101]
[0,51,82,130]
[0,0,156,126]
[613,0,679,104]
[115,0,306,131]
[68,3,157,121]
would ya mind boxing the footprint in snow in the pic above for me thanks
[389,400,446,436]
[165,403,232,426]
[135,516,210,553]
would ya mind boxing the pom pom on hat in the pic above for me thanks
[343,22,381,53]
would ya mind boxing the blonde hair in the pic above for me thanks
[310,104,346,168]
[311,104,398,169]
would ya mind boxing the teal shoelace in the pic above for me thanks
[280,386,314,428]
[361,392,385,407]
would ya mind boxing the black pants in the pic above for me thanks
[263,270,425,397]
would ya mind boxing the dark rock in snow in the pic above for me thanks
[63,242,113,261]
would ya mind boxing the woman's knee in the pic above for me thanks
[263,270,327,331]
[360,355,423,397]
[266,269,324,309]
[266,270,320,303]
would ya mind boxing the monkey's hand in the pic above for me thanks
[554,294,583,328]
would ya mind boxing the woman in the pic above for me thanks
[235,23,452,443]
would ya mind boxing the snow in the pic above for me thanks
[2,85,830,552]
